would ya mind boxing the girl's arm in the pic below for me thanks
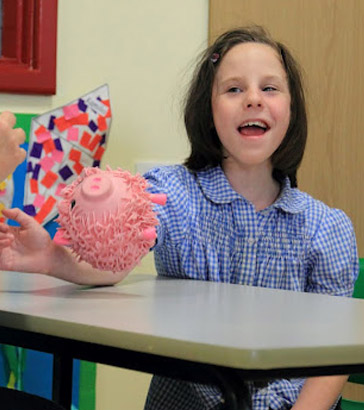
[0,208,128,285]
[49,240,129,285]
[292,375,348,410]
[295,209,356,409]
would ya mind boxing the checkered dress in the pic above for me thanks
[143,165,358,410]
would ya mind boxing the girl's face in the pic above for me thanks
[211,42,291,176]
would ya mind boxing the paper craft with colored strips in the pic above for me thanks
[24,84,112,226]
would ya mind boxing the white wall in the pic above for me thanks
[0,1,209,409]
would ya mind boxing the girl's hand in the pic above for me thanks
[0,208,54,274]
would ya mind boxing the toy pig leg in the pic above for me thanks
[142,227,157,241]
[149,194,167,206]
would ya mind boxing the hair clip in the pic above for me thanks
[210,53,220,64]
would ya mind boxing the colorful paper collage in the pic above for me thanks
[24,84,112,226]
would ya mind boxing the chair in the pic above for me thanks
[341,259,364,410]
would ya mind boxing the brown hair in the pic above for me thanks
[183,26,307,187]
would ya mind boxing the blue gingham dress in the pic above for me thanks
[143,165,359,410]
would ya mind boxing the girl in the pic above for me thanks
[0,26,358,410]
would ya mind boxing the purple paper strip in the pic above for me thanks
[88,120,98,132]
[48,115,56,131]
[100,134,106,145]
[59,165,73,181]
[78,98,88,112]
[26,162,33,173]
[33,164,41,180]
[30,142,43,159]
[54,138,63,151]
[24,205,36,217]
[93,160,101,167]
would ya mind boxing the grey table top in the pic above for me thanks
[0,271,364,371]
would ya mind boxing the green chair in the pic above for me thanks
[342,400,364,410]
[341,259,364,410]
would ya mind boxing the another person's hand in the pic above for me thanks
[0,111,26,181]
[0,208,54,274]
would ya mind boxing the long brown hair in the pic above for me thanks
[183,26,307,187]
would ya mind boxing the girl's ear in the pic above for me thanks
[221,147,229,160]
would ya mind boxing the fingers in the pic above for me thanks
[0,236,14,247]
[15,146,27,165]
[2,208,35,229]
[11,129,26,167]
[0,112,25,145]
[0,222,14,246]
[0,112,26,180]
[0,222,10,233]
[13,127,26,145]
[0,111,16,128]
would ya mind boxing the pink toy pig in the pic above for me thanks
[54,166,166,275]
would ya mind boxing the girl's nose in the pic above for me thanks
[245,89,262,108]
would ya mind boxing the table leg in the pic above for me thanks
[52,353,73,410]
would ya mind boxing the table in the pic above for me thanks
[0,271,364,409]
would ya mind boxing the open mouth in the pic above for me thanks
[238,120,269,136]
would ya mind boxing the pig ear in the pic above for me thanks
[53,229,70,246]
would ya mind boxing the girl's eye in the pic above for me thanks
[228,87,242,93]
[263,86,277,92]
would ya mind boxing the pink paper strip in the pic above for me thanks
[40,156,55,172]
[63,103,80,120]
[34,194,45,208]
[56,183,67,196]
[36,130,52,143]
[67,127,79,141]
[51,149,64,163]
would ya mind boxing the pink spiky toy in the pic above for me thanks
[53,166,166,276]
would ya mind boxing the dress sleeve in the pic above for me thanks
[306,208,359,297]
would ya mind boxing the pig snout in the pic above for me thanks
[80,174,113,202]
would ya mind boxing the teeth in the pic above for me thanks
[241,121,267,129]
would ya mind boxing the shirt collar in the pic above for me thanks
[197,167,307,214]
[272,177,307,214]
[196,166,241,204]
